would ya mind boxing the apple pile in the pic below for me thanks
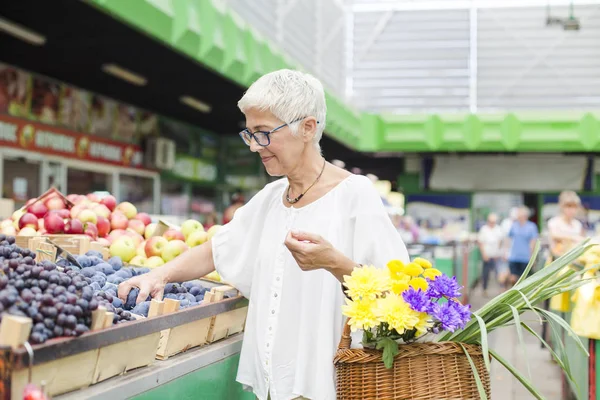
[112,219,221,267]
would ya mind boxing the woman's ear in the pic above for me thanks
[301,117,318,143]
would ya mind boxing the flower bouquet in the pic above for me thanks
[335,241,596,400]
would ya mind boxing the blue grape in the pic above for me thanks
[114,269,132,279]
[195,294,204,302]
[56,257,70,268]
[182,282,195,291]
[106,289,117,298]
[125,288,140,310]
[164,283,175,294]
[108,256,123,271]
[102,282,118,292]
[183,293,195,303]
[85,250,104,259]
[131,301,150,317]
[76,255,91,268]
[178,299,190,308]
[132,267,150,276]
[164,293,179,300]
[89,282,102,292]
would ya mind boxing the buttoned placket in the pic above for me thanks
[264,208,298,399]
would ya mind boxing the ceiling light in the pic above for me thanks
[0,17,46,46]
[180,96,212,113]
[101,64,147,86]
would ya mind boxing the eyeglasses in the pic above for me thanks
[239,117,317,147]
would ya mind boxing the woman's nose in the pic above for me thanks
[249,138,262,152]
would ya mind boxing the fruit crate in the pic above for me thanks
[0,296,248,399]
[16,235,91,257]
[156,285,247,360]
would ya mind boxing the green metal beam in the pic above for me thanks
[88,0,600,153]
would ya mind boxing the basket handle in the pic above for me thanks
[337,319,352,350]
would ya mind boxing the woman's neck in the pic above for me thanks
[561,214,573,224]
[287,149,324,196]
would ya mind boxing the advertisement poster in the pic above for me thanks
[138,111,159,138]
[0,63,31,117]
[542,194,600,236]
[29,76,61,125]
[113,103,138,143]
[89,95,117,138]
[0,114,145,169]
[59,86,90,132]
[197,130,219,161]
[405,194,471,242]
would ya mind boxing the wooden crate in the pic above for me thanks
[156,286,248,360]
[18,234,91,256]
[206,286,247,343]
[91,305,161,384]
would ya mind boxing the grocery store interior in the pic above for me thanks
[0,0,599,399]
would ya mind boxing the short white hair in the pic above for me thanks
[238,69,327,150]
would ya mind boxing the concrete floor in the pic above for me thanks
[469,284,565,400]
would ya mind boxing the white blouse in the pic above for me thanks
[212,174,409,400]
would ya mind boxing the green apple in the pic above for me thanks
[144,223,157,239]
[145,236,168,257]
[146,256,165,268]
[129,255,147,267]
[109,236,137,263]
[161,240,189,262]
[181,219,204,240]
[207,225,222,240]
[185,230,209,247]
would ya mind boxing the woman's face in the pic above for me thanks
[561,202,579,219]
[243,108,315,177]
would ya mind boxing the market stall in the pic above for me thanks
[0,189,248,399]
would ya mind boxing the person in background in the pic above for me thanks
[477,213,504,296]
[204,212,218,230]
[547,191,585,258]
[507,206,539,285]
[222,191,245,225]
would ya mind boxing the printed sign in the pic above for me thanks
[0,114,146,169]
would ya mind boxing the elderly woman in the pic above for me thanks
[548,190,585,258]
[118,70,408,400]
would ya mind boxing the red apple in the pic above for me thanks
[145,236,168,257]
[110,211,129,230]
[92,204,111,219]
[77,209,98,225]
[163,228,185,241]
[128,219,146,236]
[27,202,48,219]
[134,212,152,226]
[46,196,66,211]
[87,193,100,202]
[38,219,44,230]
[18,213,38,230]
[100,195,117,212]
[125,230,144,246]
[64,219,84,234]
[96,216,110,237]
[25,198,37,208]
[84,222,98,240]
[55,209,71,219]
[116,202,137,219]
[44,212,65,234]
[108,229,127,244]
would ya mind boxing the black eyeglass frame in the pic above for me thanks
[238,117,318,147]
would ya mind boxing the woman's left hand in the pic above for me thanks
[284,230,339,272]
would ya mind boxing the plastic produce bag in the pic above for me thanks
[570,277,600,340]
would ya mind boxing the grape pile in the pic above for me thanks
[0,236,135,344]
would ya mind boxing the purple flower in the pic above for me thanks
[402,287,432,312]
[430,301,472,332]
[427,275,462,299]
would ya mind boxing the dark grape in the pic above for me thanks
[56,313,67,326]
[43,318,55,330]
[10,252,19,259]
[0,275,10,290]
[66,293,77,305]
[88,299,98,311]
[55,302,64,312]
[65,315,77,329]
[42,261,56,271]
[62,304,74,315]
[38,280,48,291]
[23,256,34,265]
[53,326,64,337]
[48,274,60,285]
[60,276,72,286]
[15,265,25,275]
[73,305,83,318]
[42,294,54,306]
[67,285,76,293]
[63,328,73,337]
[45,307,57,319]
[56,295,67,304]
[21,290,34,302]
[76,299,89,310]
[39,270,50,280]
[31,266,43,278]
[75,324,89,335]
[14,279,24,290]
[34,293,43,302]
[30,332,44,344]
[6,236,14,245]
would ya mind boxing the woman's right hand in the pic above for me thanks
[118,270,168,305]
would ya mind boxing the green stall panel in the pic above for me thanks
[133,353,254,400]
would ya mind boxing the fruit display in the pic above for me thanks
[0,235,135,345]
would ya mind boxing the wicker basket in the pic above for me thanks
[334,323,491,400]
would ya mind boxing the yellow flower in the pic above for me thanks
[342,298,379,332]
[391,280,410,295]
[413,257,433,269]
[344,265,390,301]
[422,268,442,281]
[414,312,433,337]
[375,293,420,334]
[409,277,429,291]
[387,260,405,274]
[404,262,424,277]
